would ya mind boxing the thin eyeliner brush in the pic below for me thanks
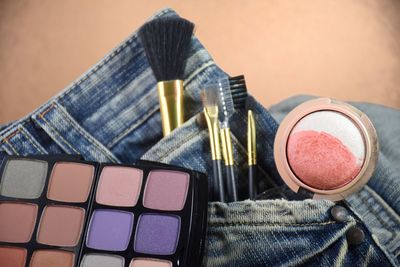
[247,110,257,199]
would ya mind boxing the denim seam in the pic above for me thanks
[183,60,215,87]
[3,139,19,155]
[38,113,80,155]
[208,221,354,227]
[1,128,21,144]
[18,125,48,154]
[107,102,159,148]
[357,188,398,246]
[157,130,204,162]
[53,103,118,162]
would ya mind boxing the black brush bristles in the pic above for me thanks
[139,17,195,81]
[229,75,248,109]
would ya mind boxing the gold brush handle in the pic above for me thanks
[157,80,184,136]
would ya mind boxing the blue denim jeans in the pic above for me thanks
[0,8,398,266]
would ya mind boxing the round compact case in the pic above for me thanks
[274,98,379,201]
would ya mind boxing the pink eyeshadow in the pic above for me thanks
[287,130,362,190]
[143,170,189,211]
[96,166,142,207]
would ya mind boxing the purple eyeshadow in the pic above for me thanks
[86,210,133,251]
[134,214,180,255]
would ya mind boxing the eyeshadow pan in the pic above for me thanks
[96,166,142,207]
[86,210,133,251]
[0,159,47,199]
[134,214,180,255]
[37,205,84,247]
[48,162,94,203]
[0,247,27,267]
[143,170,189,211]
[30,250,74,267]
[0,202,37,243]
[81,254,124,267]
[130,258,172,267]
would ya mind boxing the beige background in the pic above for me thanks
[1,0,399,124]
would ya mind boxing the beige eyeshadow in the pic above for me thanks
[47,162,94,203]
[37,205,84,247]
[0,202,37,243]
[30,250,74,267]
[0,246,27,267]
[130,258,172,267]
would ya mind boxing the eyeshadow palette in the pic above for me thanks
[0,155,208,267]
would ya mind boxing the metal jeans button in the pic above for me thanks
[346,226,365,245]
[330,205,349,222]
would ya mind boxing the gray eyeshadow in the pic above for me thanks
[0,159,48,199]
[81,254,124,267]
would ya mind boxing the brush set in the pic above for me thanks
[139,16,257,202]
[202,75,256,202]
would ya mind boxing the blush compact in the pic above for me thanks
[274,98,378,201]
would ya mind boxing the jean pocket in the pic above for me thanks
[204,199,385,267]
[30,101,120,162]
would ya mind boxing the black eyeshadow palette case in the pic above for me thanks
[0,155,208,267]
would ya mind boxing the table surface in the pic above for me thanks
[1,0,399,124]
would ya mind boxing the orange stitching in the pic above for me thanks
[38,103,55,118]
[1,129,21,144]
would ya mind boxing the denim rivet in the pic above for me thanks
[330,205,349,222]
[346,226,365,245]
[196,112,207,128]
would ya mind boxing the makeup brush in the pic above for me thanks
[216,75,248,202]
[247,110,257,199]
[139,17,195,136]
[202,87,225,202]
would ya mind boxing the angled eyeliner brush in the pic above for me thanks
[139,17,194,136]
[202,88,225,202]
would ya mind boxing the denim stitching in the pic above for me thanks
[107,99,160,148]
[208,221,350,227]
[357,188,398,246]
[3,139,19,155]
[38,114,80,155]
[1,144,13,155]
[184,60,215,87]
[157,130,205,162]
[53,103,118,162]
[19,125,48,154]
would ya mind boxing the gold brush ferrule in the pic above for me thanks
[203,106,222,160]
[247,110,257,166]
[220,128,234,166]
[157,80,184,136]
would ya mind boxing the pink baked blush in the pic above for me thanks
[286,111,365,190]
